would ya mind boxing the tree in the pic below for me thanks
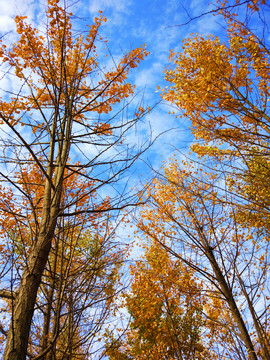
[135,1,270,359]
[163,0,270,174]
[0,161,124,359]
[0,0,149,358]
[137,159,270,360]
[34,230,123,360]
[0,148,128,360]
[105,242,212,360]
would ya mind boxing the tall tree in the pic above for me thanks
[135,1,270,359]
[137,159,270,360]
[0,0,149,358]
[0,162,124,359]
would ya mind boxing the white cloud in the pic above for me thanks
[188,0,225,35]
[89,0,130,15]
[0,16,15,33]
[196,14,222,34]
[0,0,38,33]
[135,62,163,88]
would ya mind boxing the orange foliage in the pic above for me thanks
[0,0,148,127]
[106,243,213,360]
[163,1,269,162]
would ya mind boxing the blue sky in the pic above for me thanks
[82,0,225,165]
[0,0,226,176]
[0,0,232,250]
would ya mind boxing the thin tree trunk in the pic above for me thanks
[206,247,258,360]
[4,227,56,359]
[39,244,59,359]
[3,185,61,360]
[238,272,270,360]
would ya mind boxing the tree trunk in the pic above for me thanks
[206,248,258,360]
[39,245,59,359]
[4,227,56,359]
[4,159,64,359]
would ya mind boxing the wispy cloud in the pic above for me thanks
[89,0,131,15]
[0,0,40,34]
